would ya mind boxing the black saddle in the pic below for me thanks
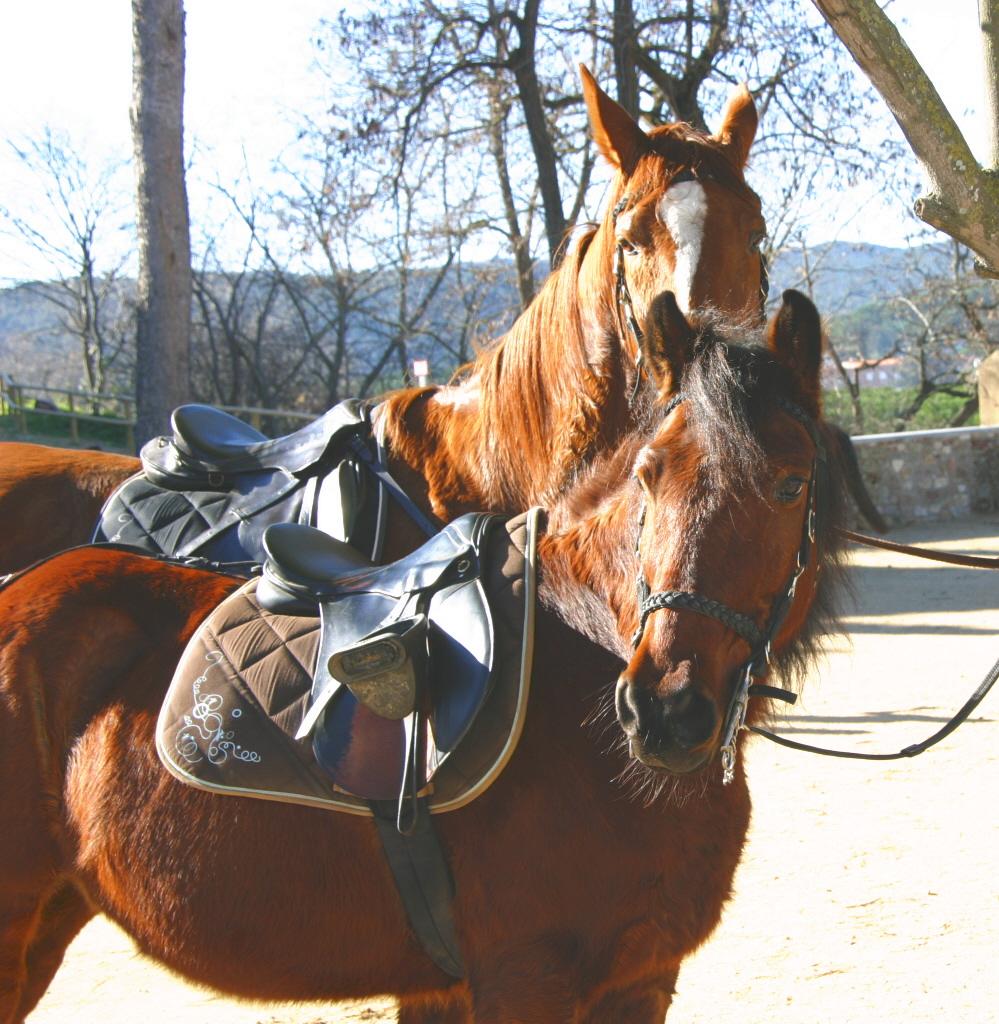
[144,400,369,487]
[93,400,436,568]
[258,513,501,829]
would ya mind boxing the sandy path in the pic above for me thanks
[27,516,999,1023]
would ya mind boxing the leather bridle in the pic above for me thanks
[629,392,826,784]
[611,176,770,408]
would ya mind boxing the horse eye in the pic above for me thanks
[618,238,639,257]
[749,230,767,253]
[776,476,806,503]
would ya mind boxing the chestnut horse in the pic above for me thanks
[0,68,766,574]
[0,292,843,1023]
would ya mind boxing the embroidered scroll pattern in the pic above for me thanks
[175,650,262,766]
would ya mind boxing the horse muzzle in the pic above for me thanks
[615,664,720,774]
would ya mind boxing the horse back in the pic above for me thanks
[0,547,239,758]
[0,443,139,571]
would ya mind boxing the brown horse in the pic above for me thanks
[0,292,843,1023]
[0,69,766,574]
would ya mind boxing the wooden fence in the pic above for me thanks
[0,376,316,452]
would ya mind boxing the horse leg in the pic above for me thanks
[466,948,579,1024]
[0,832,60,1022]
[12,880,94,1021]
[0,891,47,1024]
[397,989,471,1023]
[580,969,679,1023]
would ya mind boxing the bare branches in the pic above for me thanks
[812,0,999,275]
[0,129,135,396]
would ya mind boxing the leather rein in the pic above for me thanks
[748,527,999,764]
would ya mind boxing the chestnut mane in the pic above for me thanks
[377,121,763,516]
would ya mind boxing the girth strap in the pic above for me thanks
[370,799,465,979]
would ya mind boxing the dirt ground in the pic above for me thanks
[27,516,999,1024]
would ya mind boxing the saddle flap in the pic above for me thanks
[425,581,493,752]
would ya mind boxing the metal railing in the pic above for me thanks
[0,376,316,452]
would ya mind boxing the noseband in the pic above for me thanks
[630,393,826,784]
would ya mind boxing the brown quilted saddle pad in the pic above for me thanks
[156,509,538,816]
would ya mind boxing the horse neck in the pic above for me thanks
[379,224,634,518]
[535,478,640,659]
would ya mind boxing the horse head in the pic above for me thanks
[581,66,768,345]
[613,289,840,779]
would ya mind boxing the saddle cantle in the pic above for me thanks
[146,401,366,484]
[92,400,424,566]
[155,509,539,821]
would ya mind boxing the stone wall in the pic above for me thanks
[849,425,999,527]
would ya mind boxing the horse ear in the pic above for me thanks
[767,290,824,416]
[641,291,695,394]
[714,84,757,170]
[580,64,650,176]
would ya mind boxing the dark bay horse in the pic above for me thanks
[0,292,844,1023]
[0,68,766,573]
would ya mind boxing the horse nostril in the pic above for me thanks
[664,685,717,750]
[615,675,639,732]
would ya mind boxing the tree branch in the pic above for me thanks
[812,0,999,274]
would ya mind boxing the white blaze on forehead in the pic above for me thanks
[656,180,708,316]
[615,208,635,236]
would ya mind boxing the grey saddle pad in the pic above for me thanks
[155,510,539,815]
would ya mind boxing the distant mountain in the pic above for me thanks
[769,241,950,316]
[0,282,77,388]
[0,242,959,391]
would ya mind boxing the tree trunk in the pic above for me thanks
[510,0,566,267]
[131,0,192,448]
[612,0,639,118]
[981,0,999,171]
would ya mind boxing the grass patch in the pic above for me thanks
[823,387,977,435]
[0,410,131,450]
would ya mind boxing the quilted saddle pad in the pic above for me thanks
[156,509,538,815]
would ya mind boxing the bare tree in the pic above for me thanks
[888,243,999,426]
[131,0,192,446]
[0,130,135,396]
[322,0,900,292]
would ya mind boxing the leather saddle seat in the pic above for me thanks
[172,404,269,459]
[258,514,502,820]
[94,400,401,566]
[147,400,371,484]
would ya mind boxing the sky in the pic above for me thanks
[0,0,988,283]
